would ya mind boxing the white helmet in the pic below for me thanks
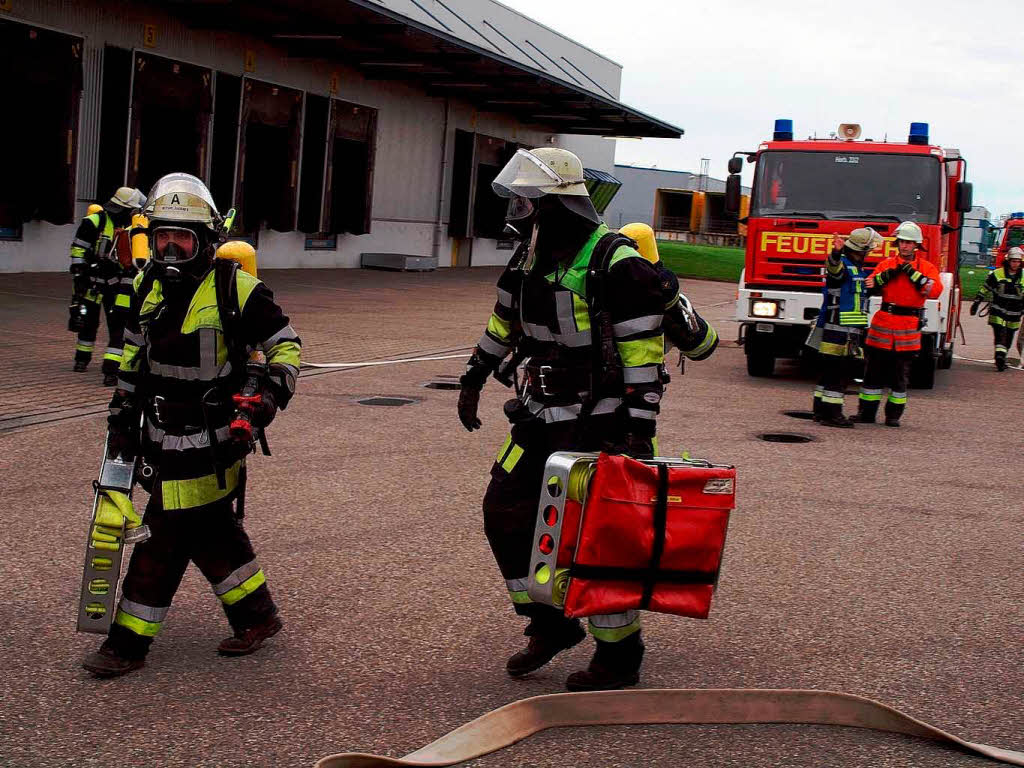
[893,221,924,244]
[1007,246,1023,261]
[145,173,219,230]
[492,148,589,198]
[105,186,145,215]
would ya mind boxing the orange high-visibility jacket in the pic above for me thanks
[865,255,942,353]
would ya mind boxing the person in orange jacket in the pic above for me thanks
[856,221,941,427]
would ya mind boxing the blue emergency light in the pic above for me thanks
[1011,212,1024,219]
[773,119,793,141]
[908,122,929,145]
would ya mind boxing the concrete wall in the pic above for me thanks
[0,1,617,272]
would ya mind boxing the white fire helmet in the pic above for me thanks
[892,221,924,244]
[1007,246,1023,262]
[145,173,220,230]
[492,148,589,198]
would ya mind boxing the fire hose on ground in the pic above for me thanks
[314,688,1024,767]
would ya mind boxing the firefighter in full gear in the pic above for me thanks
[81,173,301,677]
[971,246,1023,371]
[856,221,941,427]
[69,187,146,384]
[618,222,719,378]
[457,148,665,691]
[808,228,879,427]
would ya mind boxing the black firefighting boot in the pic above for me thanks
[884,400,905,428]
[995,351,1007,371]
[818,401,854,429]
[73,358,89,372]
[217,613,283,656]
[812,390,825,422]
[82,641,146,678]
[506,612,586,678]
[854,399,879,424]
[566,631,645,692]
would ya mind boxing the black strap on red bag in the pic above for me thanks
[639,463,670,609]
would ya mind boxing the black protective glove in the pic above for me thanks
[71,271,91,297]
[107,397,140,459]
[601,434,654,460]
[970,301,980,316]
[457,385,482,431]
[251,387,278,429]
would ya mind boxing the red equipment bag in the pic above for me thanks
[528,452,735,620]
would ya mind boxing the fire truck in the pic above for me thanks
[725,120,973,388]
[994,212,1024,267]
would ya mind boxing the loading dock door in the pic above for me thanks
[235,79,302,233]
[322,99,377,236]
[0,19,83,227]
[127,53,212,195]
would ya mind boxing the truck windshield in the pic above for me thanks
[751,150,942,223]
[1006,227,1024,248]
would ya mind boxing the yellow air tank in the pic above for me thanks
[130,214,150,269]
[216,240,258,277]
[619,222,659,264]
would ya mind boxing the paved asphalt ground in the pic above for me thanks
[0,269,1020,768]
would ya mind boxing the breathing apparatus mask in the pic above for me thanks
[143,173,222,286]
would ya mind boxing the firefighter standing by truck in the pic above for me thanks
[856,221,941,427]
[69,187,146,384]
[81,173,302,677]
[808,228,880,427]
[457,148,664,691]
[971,246,1023,371]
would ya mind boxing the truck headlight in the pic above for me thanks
[751,300,779,318]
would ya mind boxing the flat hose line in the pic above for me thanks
[314,688,1024,767]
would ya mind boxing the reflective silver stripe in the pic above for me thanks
[105,347,122,357]
[588,611,639,629]
[118,598,170,623]
[77,341,95,349]
[72,237,92,249]
[149,361,203,379]
[590,397,623,415]
[124,330,145,346]
[478,333,511,357]
[881,328,919,336]
[626,407,657,420]
[260,325,299,350]
[524,322,555,342]
[623,366,659,384]
[200,328,219,380]
[117,379,136,393]
[613,314,662,337]
[538,404,582,423]
[823,323,858,333]
[213,560,261,596]
[556,292,578,334]
[860,387,883,395]
[505,578,528,593]
[496,288,514,309]
[146,417,231,451]
[890,391,907,399]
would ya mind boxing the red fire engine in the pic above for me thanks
[994,213,1024,267]
[725,120,973,388]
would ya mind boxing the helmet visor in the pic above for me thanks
[492,149,564,198]
[505,196,535,223]
[151,226,200,265]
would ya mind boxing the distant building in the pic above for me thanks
[602,164,750,245]
[961,205,994,265]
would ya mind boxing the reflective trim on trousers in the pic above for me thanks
[506,577,531,604]
[117,379,136,393]
[477,333,511,358]
[591,397,623,416]
[859,388,883,402]
[103,347,123,362]
[213,560,261,597]
[76,341,95,353]
[119,597,170,623]
[888,391,908,405]
[813,385,824,399]
[588,611,641,642]
[821,389,845,405]
[623,366,660,384]
[124,329,145,346]
[114,609,162,638]
[613,314,663,337]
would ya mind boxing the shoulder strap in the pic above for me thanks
[215,258,246,366]
[586,233,637,311]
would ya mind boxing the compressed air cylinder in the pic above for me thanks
[215,240,258,277]
[619,222,659,264]
[130,214,150,268]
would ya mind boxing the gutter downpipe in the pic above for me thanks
[432,97,451,265]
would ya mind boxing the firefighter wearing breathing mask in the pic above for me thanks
[457,148,665,691]
[69,187,146,384]
[82,173,301,677]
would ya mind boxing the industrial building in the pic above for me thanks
[0,0,681,273]
[601,164,750,246]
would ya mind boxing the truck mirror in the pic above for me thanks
[727,157,743,175]
[956,182,973,213]
[725,175,742,214]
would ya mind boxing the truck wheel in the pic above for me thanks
[910,336,937,389]
[745,332,776,377]
[937,340,954,370]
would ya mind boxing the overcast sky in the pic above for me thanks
[502,0,1021,221]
